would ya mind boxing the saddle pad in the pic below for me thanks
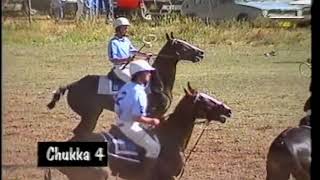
[101,132,143,163]
[98,76,152,95]
[97,76,124,95]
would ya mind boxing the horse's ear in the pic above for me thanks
[166,33,171,41]
[170,32,174,39]
[184,88,191,96]
[187,82,196,94]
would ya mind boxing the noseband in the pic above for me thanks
[193,93,201,104]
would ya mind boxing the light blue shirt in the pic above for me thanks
[114,82,148,123]
[107,36,137,62]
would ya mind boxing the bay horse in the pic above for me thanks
[303,95,310,112]
[47,32,204,136]
[47,82,232,180]
[266,113,311,180]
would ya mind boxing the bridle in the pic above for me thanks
[177,93,210,180]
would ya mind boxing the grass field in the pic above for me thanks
[3,18,311,179]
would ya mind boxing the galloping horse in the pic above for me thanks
[47,32,204,136]
[266,113,311,180]
[47,83,232,180]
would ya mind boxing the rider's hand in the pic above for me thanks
[146,52,153,57]
[152,118,160,126]
[145,53,153,62]
[128,55,135,61]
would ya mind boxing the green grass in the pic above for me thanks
[3,16,310,47]
[3,17,311,179]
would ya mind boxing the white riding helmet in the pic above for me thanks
[114,17,131,29]
[129,60,155,76]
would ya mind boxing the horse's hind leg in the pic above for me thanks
[73,108,103,136]
[294,174,310,180]
[292,170,310,180]
[155,175,175,180]
[266,166,290,180]
[266,159,291,180]
[59,167,109,180]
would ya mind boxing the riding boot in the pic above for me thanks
[141,157,157,180]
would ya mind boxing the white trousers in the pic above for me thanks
[113,64,131,82]
[118,121,160,158]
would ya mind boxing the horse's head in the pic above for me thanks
[303,96,311,112]
[163,32,204,63]
[184,82,232,123]
[299,109,311,127]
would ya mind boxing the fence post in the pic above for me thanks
[28,0,32,25]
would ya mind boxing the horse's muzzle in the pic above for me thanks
[193,51,205,62]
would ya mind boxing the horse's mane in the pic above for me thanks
[157,94,190,122]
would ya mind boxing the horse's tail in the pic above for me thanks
[47,85,69,109]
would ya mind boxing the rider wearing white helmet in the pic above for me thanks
[107,17,151,82]
[114,59,160,179]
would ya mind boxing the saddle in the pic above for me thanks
[102,125,161,177]
[102,125,146,164]
[107,69,126,92]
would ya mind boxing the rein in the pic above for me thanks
[177,120,209,180]
[155,54,178,59]
[120,51,178,70]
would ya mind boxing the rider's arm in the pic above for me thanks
[132,91,159,126]
[130,45,150,57]
[135,116,158,125]
[128,39,151,58]
[108,40,131,64]
[135,52,150,57]
[110,58,131,64]
[130,50,152,59]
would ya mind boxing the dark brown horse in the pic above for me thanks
[266,81,312,180]
[47,32,204,136]
[48,83,232,180]
[266,114,311,180]
[301,95,311,127]
[303,95,311,112]
[304,81,311,112]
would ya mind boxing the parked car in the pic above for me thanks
[180,0,311,23]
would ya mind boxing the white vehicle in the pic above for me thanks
[181,0,311,22]
[2,0,37,15]
[287,0,311,6]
